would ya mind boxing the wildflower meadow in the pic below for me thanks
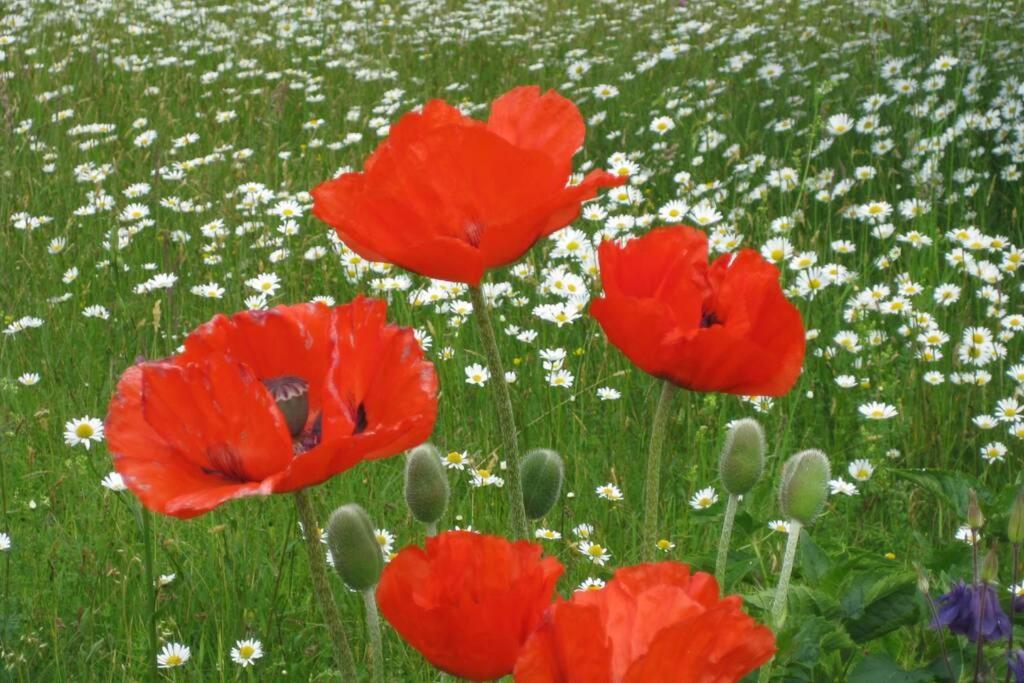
[1,0,1024,680]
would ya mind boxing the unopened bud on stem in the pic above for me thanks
[404,444,449,527]
[719,418,766,496]
[779,449,830,526]
[326,504,383,592]
[1008,488,1024,545]
[967,489,984,530]
[521,449,564,520]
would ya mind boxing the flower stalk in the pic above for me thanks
[642,380,676,562]
[469,285,527,539]
[294,490,357,681]
[715,493,740,588]
[138,504,158,682]
[771,519,803,629]
[362,589,383,683]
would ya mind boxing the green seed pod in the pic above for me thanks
[779,449,830,526]
[520,449,564,520]
[326,504,383,592]
[718,418,766,496]
[967,489,984,530]
[403,444,449,526]
[262,375,309,437]
[982,545,1000,583]
[1009,488,1024,545]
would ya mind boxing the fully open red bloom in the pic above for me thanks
[514,562,776,683]
[376,531,563,681]
[311,86,626,285]
[106,298,438,518]
[590,226,805,396]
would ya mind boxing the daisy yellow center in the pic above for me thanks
[239,645,255,658]
[165,655,182,666]
[476,469,490,478]
[656,540,671,550]
[446,452,463,464]
[587,545,605,557]
[375,534,388,546]
[857,468,869,478]
[75,424,94,438]
[699,497,712,506]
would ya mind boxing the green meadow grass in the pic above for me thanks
[1,0,1023,679]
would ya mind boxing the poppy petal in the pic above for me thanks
[589,296,680,378]
[107,366,283,519]
[271,298,438,492]
[623,604,776,682]
[180,303,333,417]
[514,602,612,683]
[140,357,293,481]
[487,85,585,175]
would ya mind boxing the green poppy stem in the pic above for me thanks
[138,505,158,682]
[771,519,803,629]
[294,490,357,682]
[362,588,384,683]
[758,519,803,683]
[642,380,676,562]
[715,493,741,588]
[469,286,528,540]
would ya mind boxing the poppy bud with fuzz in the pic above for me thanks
[521,449,564,520]
[718,418,765,496]
[779,449,830,526]
[404,443,449,526]
[326,504,383,591]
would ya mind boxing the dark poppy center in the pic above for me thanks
[700,309,722,328]
[263,375,368,452]
[354,403,368,435]
[262,375,310,437]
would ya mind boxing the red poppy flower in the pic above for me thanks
[590,226,805,396]
[514,562,776,683]
[311,86,626,285]
[105,297,438,519]
[376,531,563,681]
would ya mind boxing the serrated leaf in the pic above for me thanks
[843,574,924,643]
[775,615,854,680]
[798,528,830,583]
[849,653,935,682]
[889,468,978,518]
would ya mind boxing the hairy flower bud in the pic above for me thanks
[520,449,564,520]
[982,545,1000,584]
[967,489,984,530]
[404,443,449,526]
[779,449,830,526]
[326,504,383,592]
[718,418,766,496]
[1008,489,1024,545]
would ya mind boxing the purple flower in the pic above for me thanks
[1009,649,1024,683]
[931,580,1011,642]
